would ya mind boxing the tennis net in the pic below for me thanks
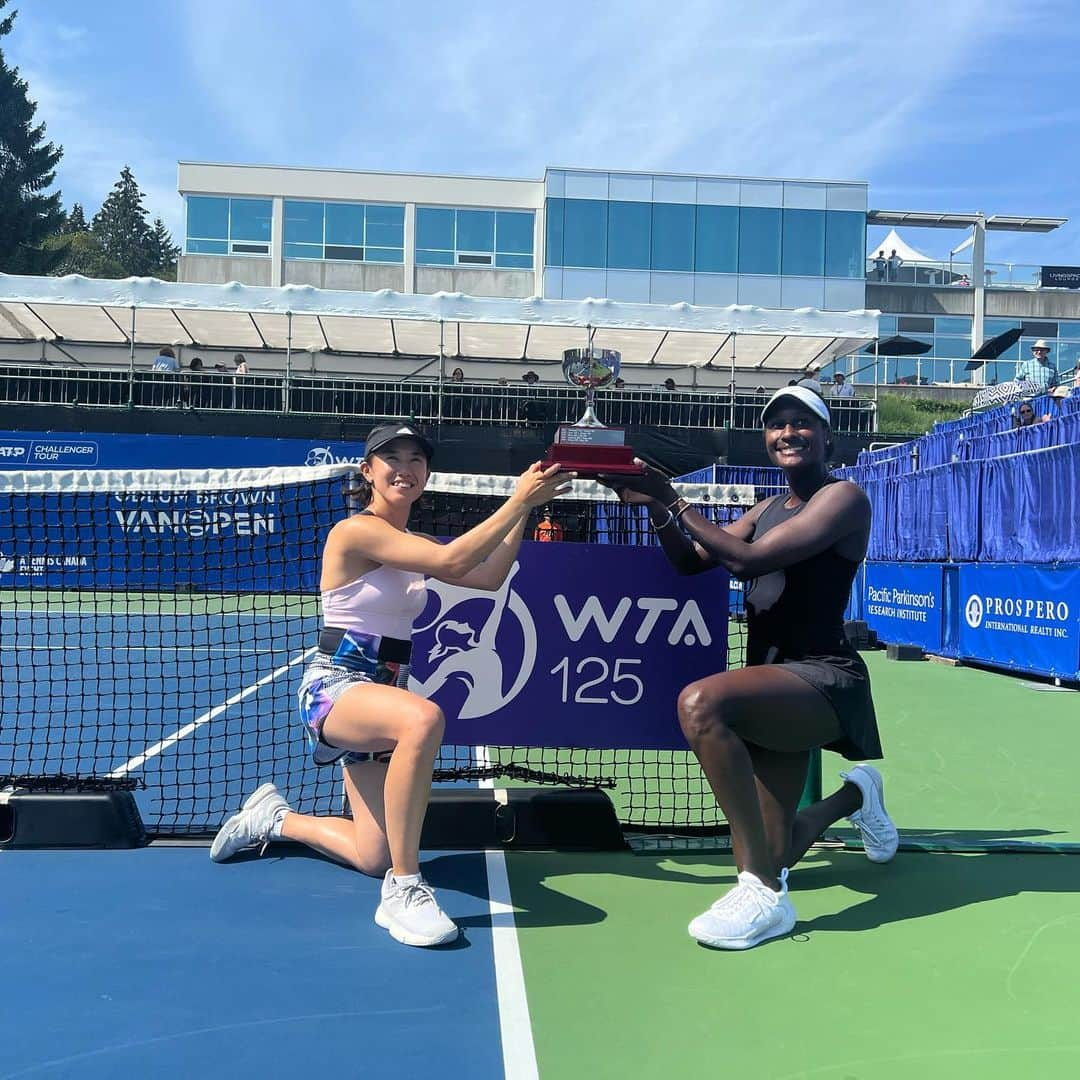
[0,464,754,836]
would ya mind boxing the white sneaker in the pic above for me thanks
[375,870,459,947]
[688,867,796,950]
[209,783,291,862]
[841,764,899,863]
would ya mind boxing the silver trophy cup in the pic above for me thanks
[561,347,621,427]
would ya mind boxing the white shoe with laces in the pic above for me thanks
[209,783,291,862]
[688,867,796,950]
[841,764,899,863]
[375,870,459,947]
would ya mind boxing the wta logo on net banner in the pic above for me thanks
[408,541,729,750]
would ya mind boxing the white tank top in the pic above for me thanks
[321,563,427,641]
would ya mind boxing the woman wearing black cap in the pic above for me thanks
[211,422,569,947]
[601,386,894,950]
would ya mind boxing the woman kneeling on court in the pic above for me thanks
[211,423,569,947]
[602,386,897,950]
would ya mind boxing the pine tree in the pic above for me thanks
[91,165,154,276]
[0,1,66,273]
[63,202,88,233]
[146,216,180,279]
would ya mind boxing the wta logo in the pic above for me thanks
[0,552,14,574]
[408,563,536,720]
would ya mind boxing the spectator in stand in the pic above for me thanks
[796,364,823,392]
[232,353,250,409]
[444,366,466,419]
[532,510,564,542]
[887,249,903,282]
[1074,366,1080,389]
[754,385,766,396]
[1014,400,1037,428]
[1016,340,1058,392]
[519,370,547,423]
[1040,386,1070,423]
[953,274,971,287]
[661,377,677,391]
[150,345,180,406]
[449,367,465,383]
[872,250,887,282]
[614,377,626,389]
[522,370,540,385]
[151,345,180,373]
[181,356,206,409]
[829,372,854,399]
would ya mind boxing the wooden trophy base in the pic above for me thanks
[542,424,645,478]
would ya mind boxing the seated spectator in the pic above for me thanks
[829,372,855,399]
[180,356,205,409]
[1014,400,1037,428]
[450,366,465,383]
[754,384,766,395]
[796,363,823,391]
[1040,385,1070,423]
[661,377,677,391]
[614,377,626,389]
[522,370,540,385]
[532,510,564,542]
[232,352,250,409]
[152,345,180,373]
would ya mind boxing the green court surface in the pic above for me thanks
[504,650,1080,1079]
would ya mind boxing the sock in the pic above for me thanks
[268,805,290,839]
[391,872,421,887]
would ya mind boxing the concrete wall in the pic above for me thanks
[282,261,405,292]
[178,255,272,286]
[414,267,536,299]
[871,283,1080,320]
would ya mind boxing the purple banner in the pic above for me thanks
[407,541,729,750]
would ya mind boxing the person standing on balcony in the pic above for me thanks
[872,250,887,282]
[829,372,854,399]
[1016,340,1058,392]
[886,250,902,282]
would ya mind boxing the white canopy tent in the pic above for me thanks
[0,274,877,375]
[868,228,934,264]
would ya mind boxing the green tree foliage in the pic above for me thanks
[90,166,180,278]
[0,1,66,273]
[146,216,180,280]
[63,201,88,233]
[42,228,124,278]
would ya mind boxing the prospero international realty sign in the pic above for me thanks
[1041,266,1080,289]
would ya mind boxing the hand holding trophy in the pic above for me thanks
[541,347,645,478]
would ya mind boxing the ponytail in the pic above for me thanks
[343,469,373,511]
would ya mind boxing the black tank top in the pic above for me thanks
[744,486,860,665]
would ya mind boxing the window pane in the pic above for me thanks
[607,201,650,270]
[458,252,493,265]
[325,203,364,246]
[495,211,534,254]
[416,248,454,266]
[232,242,269,255]
[898,316,934,333]
[366,203,404,227]
[562,199,606,268]
[456,209,495,252]
[495,253,533,269]
[364,204,404,247]
[416,208,455,251]
[230,198,273,242]
[738,207,781,274]
[186,238,228,254]
[284,243,321,260]
[187,196,229,240]
[983,318,1020,337]
[824,210,865,278]
[325,245,364,261]
[1058,320,1080,340]
[695,205,738,273]
[782,208,825,276]
[935,316,971,335]
[365,247,403,264]
[284,200,324,245]
[545,198,565,266]
[651,203,694,272]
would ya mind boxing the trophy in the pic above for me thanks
[542,347,644,477]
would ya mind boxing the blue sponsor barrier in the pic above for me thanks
[862,563,943,653]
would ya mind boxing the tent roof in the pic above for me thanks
[0,274,878,373]
[868,228,934,264]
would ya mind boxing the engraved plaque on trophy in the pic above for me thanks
[541,347,644,478]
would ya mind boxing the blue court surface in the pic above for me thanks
[0,846,520,1080]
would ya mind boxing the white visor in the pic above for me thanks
[760,386,831,426]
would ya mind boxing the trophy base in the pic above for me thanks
[542,424,644,479]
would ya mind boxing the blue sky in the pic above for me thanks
[9,0,1080,266]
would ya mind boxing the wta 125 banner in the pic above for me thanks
[408,541,729,751]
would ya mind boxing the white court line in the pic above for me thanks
[106,646,316,778]
[474,745,539,1080]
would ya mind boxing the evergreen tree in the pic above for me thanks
[146,216,180,279]
[91,165,154,275]
[42,228,125,278]
[0,1,66,273]
[63,202,88,233]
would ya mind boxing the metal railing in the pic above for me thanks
[865,259,1045,290]
[0,365,878,433]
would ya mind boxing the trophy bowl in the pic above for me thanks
[562,347,621,396]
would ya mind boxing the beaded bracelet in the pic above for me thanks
[650,509,675,530]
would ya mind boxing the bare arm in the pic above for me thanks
[429,515,529,591]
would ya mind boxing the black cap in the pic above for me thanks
[364,422,435,460]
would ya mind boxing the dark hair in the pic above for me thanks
[159,345,175,359]
[233,353,246,365]
[189,357,203,371]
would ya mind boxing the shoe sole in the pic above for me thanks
[690,905,797,951]
[374,904,459,947]
[846,766,899,864]
[209,783,281,862]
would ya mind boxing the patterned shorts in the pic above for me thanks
[296,629,404,767]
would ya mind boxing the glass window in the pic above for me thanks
[695,205,738,273]
[416,249,455,266]
[365,247,404,264]
[607,201,651,270]
[230,199,272,243]
[877,315,897,335]
[284,200,324,245]
[186,196,229,241]
[495,211,533,255]
[651,203,694,272]
[738,207,781,275]
[1058,321,1080,340]
[545,198,564,266]
[983,318,1020,337]
[824,210,865,278]
[933,335,969,358]
[935,316,971,335]
[1020,320,1058,338]
[325,203,364,246]
[365,204,404,246]
[562,199,606,268]
[781,208,825,277]
[456,209,495,253]
[284,242,320,260]
[416,207,455,252]
[186,238,228,255]
[496,253,533,269]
